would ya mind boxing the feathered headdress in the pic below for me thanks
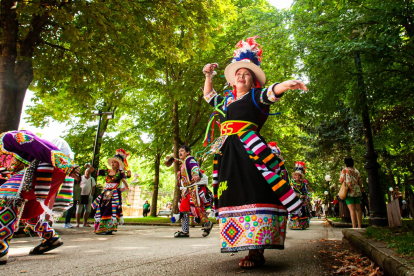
[233,36,263,65]
[108,148,129,170]
[224,36,266,86]
[292,161,306,177]
[268,141,281,156]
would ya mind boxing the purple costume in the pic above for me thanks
[0,130,77,263]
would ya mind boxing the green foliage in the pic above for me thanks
[364,220,414,256]
[21,0,414,210]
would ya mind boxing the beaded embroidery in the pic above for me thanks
[204,90,217,103]
[51,150,75,174]
[13,132,34,145]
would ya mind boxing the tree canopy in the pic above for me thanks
[17,0,414,212]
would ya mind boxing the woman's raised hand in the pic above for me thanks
[273,80,308,95]
[203,63,218,78]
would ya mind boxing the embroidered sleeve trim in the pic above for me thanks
[191,166,200,176]
[50,150,76,175]
[265,83,281,103]
[204,90,218,104]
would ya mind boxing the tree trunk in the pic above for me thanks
[171,100,182,214]
[0,0,21,132]
[92,116,109,171]
[150,151,161,217]
[0,0,48,133]
[354,51,388,226]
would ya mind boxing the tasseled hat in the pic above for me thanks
[292,161,306,177]
[108,149,129,170]
[224,36,266,87]
[268,141,281,155]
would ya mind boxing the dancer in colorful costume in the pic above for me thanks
[92,149,129,234]
[202,36,307,268]
[0,130,79,265]
[289,161,311,230]
[172,145,213,238]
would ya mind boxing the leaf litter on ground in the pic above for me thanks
[318,238,384,276]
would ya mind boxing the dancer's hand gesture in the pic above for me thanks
[273,80,308,95]
[203,63,218,78]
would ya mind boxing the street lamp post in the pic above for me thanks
[91,110,114,168]
[325,175,331,216]
[324,191,329,217]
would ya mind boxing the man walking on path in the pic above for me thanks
[76,168,95,227]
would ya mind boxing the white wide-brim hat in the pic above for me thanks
[292,170,305,177]
[225,60,266,87]
[108,157,124,170]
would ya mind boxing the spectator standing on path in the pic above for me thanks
[339,157,363,228]
[143,200,150,217]
[361,187,370,218]
[76,167,96,227]
[64,178,81,228]
[392,186,403,216]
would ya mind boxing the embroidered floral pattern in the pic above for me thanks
[0,133,30,166]
[203,90,218,103]
[51,150,75,175]
[219,203,287,252]
[13,132,34,145]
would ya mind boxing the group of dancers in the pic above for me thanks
[0,36,313,269]
[0,130,131,264]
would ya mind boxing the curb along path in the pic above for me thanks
[343,229,414,276]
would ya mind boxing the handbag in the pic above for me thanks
[338,172,348,200]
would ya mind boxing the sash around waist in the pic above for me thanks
[105,183,119,190]
[220,120,258,136]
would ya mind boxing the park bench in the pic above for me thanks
[157,210,172,218]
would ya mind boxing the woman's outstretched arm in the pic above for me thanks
[202,63,218,96]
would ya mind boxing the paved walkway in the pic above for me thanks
[4,218,342,275]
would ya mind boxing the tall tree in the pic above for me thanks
[0,0,217,133]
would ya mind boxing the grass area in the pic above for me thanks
[327,217,369,224]
[364,220,414,257]
[123,217,172,224]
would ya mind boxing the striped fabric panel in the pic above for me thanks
[112,190,119,220]
[240,132,282,174]
[92,194,101,210]
[212,155,219,212]
[34,163,54,199]
[0,171,24,199]
[53,177,74,212]
[238,130,302,212]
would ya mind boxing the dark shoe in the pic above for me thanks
[174,231,189,238]
[0,252,8,265]
[105,231,113,235]
[202,221,213,237]
[29,237,63,255]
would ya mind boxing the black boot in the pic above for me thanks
[29,237,63,255]
[0,252,8,265]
